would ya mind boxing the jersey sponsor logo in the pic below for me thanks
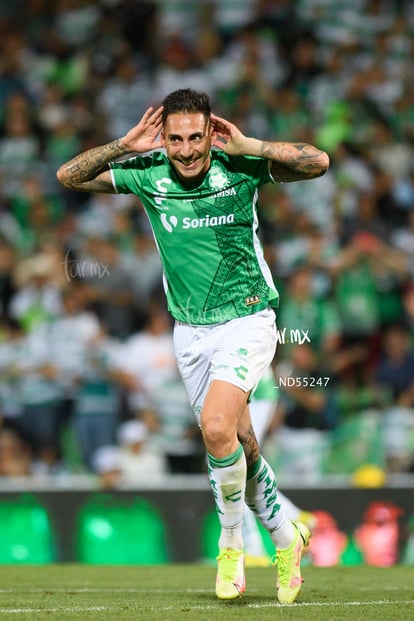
[156,178,172,193]
[215,187,236,197]
[160,212,235,232]
[154,177,172,210]
[182,185,237,202]
[160,213,178,232]
[182,213,234,229]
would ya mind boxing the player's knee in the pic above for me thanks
[203,421,226,445]
[202,418,235,454]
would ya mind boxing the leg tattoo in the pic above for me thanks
[238,424,260,468]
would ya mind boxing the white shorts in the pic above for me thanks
[173,308,277,423]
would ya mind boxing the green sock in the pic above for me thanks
[245,455,294,548]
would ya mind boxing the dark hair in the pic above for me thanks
[161,89,211,125]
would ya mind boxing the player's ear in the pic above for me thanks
[209,117,216,139]
[160,130,165,146]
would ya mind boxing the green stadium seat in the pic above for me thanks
[0,494,56,563]
[76,494,170,564]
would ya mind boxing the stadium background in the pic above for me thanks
[0,0,413,564]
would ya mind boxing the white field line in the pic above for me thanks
[0,600,413,613]
[0,588,209,593]
[0,585,411,593]
[0,607,106,614]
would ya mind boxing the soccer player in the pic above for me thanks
[57,88,329,603]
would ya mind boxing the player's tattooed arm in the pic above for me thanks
[56,139,128,193]
[261,141,330,182]
[57,106,163,193]
[238,424,260,468]
[210,113,329,182]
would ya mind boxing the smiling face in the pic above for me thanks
[161,112,213,184]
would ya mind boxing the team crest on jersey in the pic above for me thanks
[209,165,229,191]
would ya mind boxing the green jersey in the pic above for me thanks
[110,150,279,324]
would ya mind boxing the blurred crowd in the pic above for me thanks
[0,0,413,483]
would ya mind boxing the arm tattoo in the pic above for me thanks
[238,424,260,468]
[260,142,277,159]
[261,141,328,180]
[60,138,129,189]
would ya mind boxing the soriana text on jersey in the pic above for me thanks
[160,212,235,233]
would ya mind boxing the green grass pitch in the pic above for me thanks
[0,565,412,620]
